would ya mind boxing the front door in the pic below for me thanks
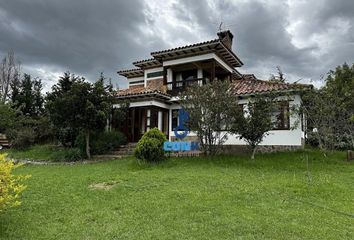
[120,107,169,142]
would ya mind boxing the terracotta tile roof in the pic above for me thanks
[115,75,312,99]
[231,75,312,95]
[115,79,170,99]
[133,58,162,68]
[151,39,220,55]
[117,68,144,78]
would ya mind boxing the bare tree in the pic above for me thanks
[0,51,21,103]
[269,66,286,83]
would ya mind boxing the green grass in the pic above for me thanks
[3,144,82,162]
[1,150,354,239]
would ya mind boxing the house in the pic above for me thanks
[115,30,311,152]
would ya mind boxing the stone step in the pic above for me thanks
[119,145,136,149]
[111,150,134,155]
[92,154,124,160]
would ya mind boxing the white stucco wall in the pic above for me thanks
[168,94,304,146]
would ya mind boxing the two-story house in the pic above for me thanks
[115,30,311,152]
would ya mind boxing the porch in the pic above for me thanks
[120,106,169,142]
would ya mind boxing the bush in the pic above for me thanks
[51,147,83,162]
[75,130,127,155]
[306,131,319,148]
[7,128,35,150]
[134,128,167,163]
[0,154,29,213]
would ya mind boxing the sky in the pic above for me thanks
[1,0,354,91]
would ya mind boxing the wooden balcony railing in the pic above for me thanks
[166,78,207,95]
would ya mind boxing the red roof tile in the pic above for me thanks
[151,39,219,56]
[231,75,312,95]
[115,79,170,98]
[114,75,312,99]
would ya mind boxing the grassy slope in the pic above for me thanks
[1,150,354,239]
[3,145,82,162]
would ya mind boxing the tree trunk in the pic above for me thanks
[251,146,257,160]
[85,130,90,159]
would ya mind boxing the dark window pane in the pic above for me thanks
[172,109,179,130]
[147,71,163,78]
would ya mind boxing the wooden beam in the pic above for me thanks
[163,67,167,85]
[211,60,215,82]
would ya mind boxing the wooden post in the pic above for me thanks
[172,71,176,90]
[211,60,215,82]
[131,108,135,142]
[163,67,167,85]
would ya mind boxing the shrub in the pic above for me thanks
[306,131,319,148]
[0,154,29,213]
[51,147,83,162]
[7,128,35,150]
[75,130,127,155]
[134,128,167,163]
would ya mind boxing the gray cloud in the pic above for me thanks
[0,0,353,90]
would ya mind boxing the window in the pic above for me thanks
[147,71,163,78]
[272,101,290,130]
[129,80,144,85]
[173,70,197,89]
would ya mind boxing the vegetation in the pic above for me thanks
[0,51,21,104]
[134,128,167,163]
[0,103,16,133]
[230,95,275,159]
[75,130,127,155]
[46,72,114,158]
[269,66,286,83]
[0,150,353,239]
[302,63,354,150]
[180,80,240,155]
[5,145,83,162]
[0,154,28,213]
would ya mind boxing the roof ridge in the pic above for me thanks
[133,58,159,64]
[117,68,143,72]
[151,38,220,55]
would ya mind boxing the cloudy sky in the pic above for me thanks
[1,0,353,91]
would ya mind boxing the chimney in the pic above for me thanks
[217,30,234,50]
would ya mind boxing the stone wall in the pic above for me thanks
[171,136,199,142]
[219,144,304,155]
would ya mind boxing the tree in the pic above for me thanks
[46,72,83,147]
[269,66,286,83]
[231,95,275,159]
[180,80,241,156]
[47,72,112,158]
[11,74,44,117]
[0,103,16,133]
[302,63,354,150]
[0,51,21,103]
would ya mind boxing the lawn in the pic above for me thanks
[4,144,83,162]
[1,150,354,239]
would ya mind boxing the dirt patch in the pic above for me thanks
[89,181,118,190]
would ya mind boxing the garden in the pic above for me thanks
[1,150,354,239]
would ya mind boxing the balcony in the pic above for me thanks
[166,78,207,96]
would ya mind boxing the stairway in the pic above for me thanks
[0,134,10,149]
[110,142,137,156]
[92,142,136,160]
